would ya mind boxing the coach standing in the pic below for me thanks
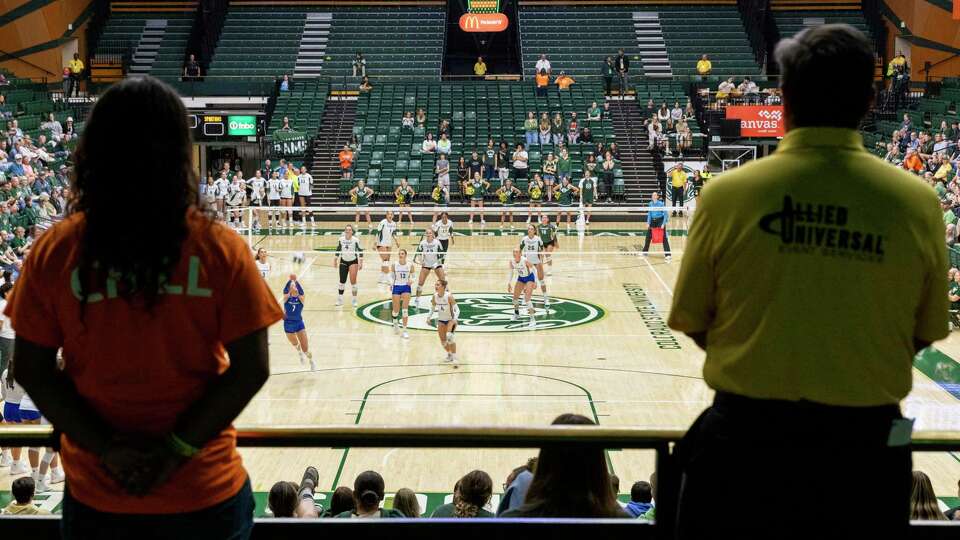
[667,25,947,539]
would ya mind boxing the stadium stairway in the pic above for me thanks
[633,12,672,78]
[609,99,659,204]
[128,20,166,75]
[310,97,358,205]
[294,13,332,78]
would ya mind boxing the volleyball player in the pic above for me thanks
[213,171,229,221]
[283,276,315,370]
[509,248,537,328]
[527,173,545,223]
[255,248,271,279]
[466,172,490,225]
[432,212,454,268]
[553,177,580,231]
[520,224,548,305]
[415,227,445,310]
[432,280,459,364]
[297,165,314,227]
[226,174,246,229]
[538,214,559,277]
[350,180,374,228]
[394,178,416,227]
[0,363,27,475]
[376,211,399,284]
[267,170,282,230]
[335,224,363,307]
[496,178,523,230]
[279,170,295,230]
[249,169,267,232]
[390,249,414,339]
[578,173,597,225]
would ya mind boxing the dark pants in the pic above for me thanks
[671,185,684,212]
[672,392,910,540]
[62,477,255,540]
[484,164,496,180]
[617,72,628,96]
[535,86,547,97]
[642,216,670,254]
[603,172,615,199]
[603,76,613,95]
[70,73,81,97]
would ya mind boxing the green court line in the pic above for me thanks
[329,371,609,491]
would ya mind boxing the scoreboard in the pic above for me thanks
[189,113,262,140]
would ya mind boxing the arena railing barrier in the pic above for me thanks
[0,426,958,539]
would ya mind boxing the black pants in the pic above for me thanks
[603,76,613,95]
[603,172,615,199]
[642,216,670,254]
[671,392,910,540]
[671,185,684,212]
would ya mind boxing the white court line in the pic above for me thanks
[641,255,675,297]
[251,397,710,404]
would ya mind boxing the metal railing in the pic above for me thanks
[0,425,959,539]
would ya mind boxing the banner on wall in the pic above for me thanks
[725,105,785,138]
[459,12,508,32]
[271,130,308,158]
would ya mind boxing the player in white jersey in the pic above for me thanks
[248,170,267,231]
[267,171,282,230]
[431,212,454,266]
[390,249,414,339]
[0,364,27,473]
[279,173,295,229]
[414,228,446,309]
[201,175,216,207]
[297,166,314,227]
[508,248,537,327]
[255,248,271,279]
[431,280,459,364]
[520,224,548,305]
[225,175,247,229]
[334,225,363,307]
[376,211,399,284]
[213,171,229,221]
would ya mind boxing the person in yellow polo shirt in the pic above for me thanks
[668,163,687,216]
[474,57,487,79]
[67,53,84,98]
[696,54,712,76]
[667,25,947,539]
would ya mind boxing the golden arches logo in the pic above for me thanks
[459,13,508,32]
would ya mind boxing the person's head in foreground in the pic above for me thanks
[775,24,874,130]
[392,487,420,518]
[454,470,493,517]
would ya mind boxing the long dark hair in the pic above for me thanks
[518,413,622,518]
[328,486,355,516]
[454,470,493,517]
[71,76,198,310]
[353,470,385,513]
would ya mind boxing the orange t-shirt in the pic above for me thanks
[903,153,923,172]
[5,208,283,514]
[339,150,354,169]
[535,73,549,88]
[556,76,574,89]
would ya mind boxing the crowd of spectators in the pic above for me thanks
[644,99,696,157]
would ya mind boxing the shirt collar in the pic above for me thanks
[776,127,865,153]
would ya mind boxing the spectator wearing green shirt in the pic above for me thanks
[602,56,615,96]
[557,147,572,184]
[430,470,495,518]
[524,112,537,147]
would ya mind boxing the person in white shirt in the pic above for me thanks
[414,228,446,309]
[436,133,452,155]
[376,211,400,284]
[255,248,271,279]
[432,280,459,363]
[0,283,13,377]
[248,170,267,231]
[512,143,529,181]
[670,102,684,125]
[422,132,437,154]
[297,166,314,226]
[535,54,551,75]
[225,175,247,229]
[267,171,282,230]
[279,173,295,229]
[213,171,229,221]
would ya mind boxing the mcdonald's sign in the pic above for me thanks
[459,12,508,32]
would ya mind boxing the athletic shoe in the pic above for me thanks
[35,477,50,494]
[336,297,343,307]
[402,331,409,339]
[393,320,399,334]
[10,461,28,475]
[49,468,65,484]
[444,354,453,363]
[512,313,518,322]
[299,466,319,499]
[309,357,317,371]
[665,256,672,263]
[0,452,11,467]
[529,318,536,329]
[352,297,358,307]
[298,351,306,365]
[480,219,486,224]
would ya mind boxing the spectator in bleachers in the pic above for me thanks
[910,471,947,520]
[523,112,537,146]
[567,113,579,145]
[1,477,48,515]
[696,54,712,76]
[40,113,62,141]
[0,94,10,119]
[900,113,912,133]
[474,57,487,79]
[67,53,84,97]
[580,127,593,145]
[615,49,630,96]
[903,148,923,173]
[601,151,616,203]
[496,458,537,515]
[535,54,551,75]
[401,111,414,130]
[483,139,497,180]
[435,153,451,204]
[64,117,75,138]
[512,143,528,182]
[431,470,494,518]
[586,102,602,122]
[422,132,437,154]
[336,471,404,518]
[676,118,692,158]
[657,103,671,129]
[684,100,695,120]
[324,486,354,517]
[535,69,549,97]
[415,108,427,127]
[717,77,737,100]
[352,52,366,77]
[279,74,290,92]
[624,481,653,518]
[602,56,616,96]
[184,54,201,82]
[550,113,564,145]
[555,71,575,90]
[438,118,451,138]
[456,156,469,200]
[267,481,298,517]
[437,133,452,155]
[278,116,293,132]
[738,77,759,95]
[468,151,482,179]
[338,144,354,180]
[538,115,551,145]
[359,76,372,92]
[349,134,361,154]
[393,488,420,518]
[501,414,627,518]
[670,102,683,127]
[497,141,510,183]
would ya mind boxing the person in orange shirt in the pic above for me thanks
[902,148,923,173]
[8,77,283,538]
[555,71,575,90]
[339,144,354,180]
[535,69,549,97]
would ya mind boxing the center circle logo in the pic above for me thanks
[356,293,604,333]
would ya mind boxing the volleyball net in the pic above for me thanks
[234,205,694,262]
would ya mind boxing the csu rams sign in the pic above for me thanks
[459,13,508,32]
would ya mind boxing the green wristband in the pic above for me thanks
[166,433,200,458]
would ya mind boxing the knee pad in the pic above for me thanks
[41,450,55,464]
[445,332,456,346]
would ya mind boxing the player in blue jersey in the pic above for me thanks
[283,275,315,370]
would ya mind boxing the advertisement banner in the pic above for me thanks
[227,115,257,136]
[725,105,785,138]
[271,130,308,158]
[459,12,508,32]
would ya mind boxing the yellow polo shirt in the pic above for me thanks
[696,60,712,75]
[474,62,487,76]
[68,58,84,74]
[668,128,948,406]
[671,168,688,188]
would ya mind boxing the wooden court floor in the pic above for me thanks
[2,220,959,515]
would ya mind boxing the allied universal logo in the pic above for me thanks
[357,293,604,332]
[758,195,885,262]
